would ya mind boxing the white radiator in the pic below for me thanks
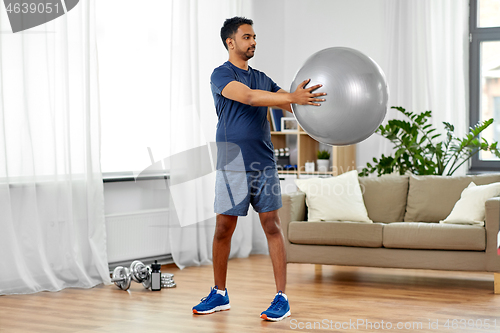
[105,208,170,264]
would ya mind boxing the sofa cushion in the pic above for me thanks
[359,175,408,222]
[404,174,500,222]
[295,170,372,222]
[383,222,485,251]
[288,221,383,248]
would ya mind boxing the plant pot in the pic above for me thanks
[316,159,329,173]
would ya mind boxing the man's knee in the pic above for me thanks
[261,214,282,236]
[215,215,237,240]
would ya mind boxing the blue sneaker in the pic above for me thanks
[192,286,230,314]
[260,291,291,321]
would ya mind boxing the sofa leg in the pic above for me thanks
[495,273,500,294]
[315,264,322,274]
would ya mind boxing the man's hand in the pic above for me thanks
[291,79,326,106]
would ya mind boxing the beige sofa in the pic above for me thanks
[279,174,500,292]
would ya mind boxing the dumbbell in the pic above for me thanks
[130,260,150,283]
[111,261,149,291]
[112,260,176,291]
[129,260,155,289]
[111,266,132,291]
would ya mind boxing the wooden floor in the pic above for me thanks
[1,255,500,333]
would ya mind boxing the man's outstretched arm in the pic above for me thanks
[221,79,326,109]
[272,89,294,113]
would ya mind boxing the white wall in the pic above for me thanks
[247,0,389,170]
[103,180,169,215]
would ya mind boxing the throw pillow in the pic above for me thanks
[295,170,372,223]
[440,181,500,226]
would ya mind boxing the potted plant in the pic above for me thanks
[360,106,500,177]
[317,149,331,172]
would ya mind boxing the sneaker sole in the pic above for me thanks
[193,304,231,314]
[260,310,291,321]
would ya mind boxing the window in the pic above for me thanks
[96,0,172,174]
[470,0,500,171]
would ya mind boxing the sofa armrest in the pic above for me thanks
[485,197,500,271]
[278,191,306,245]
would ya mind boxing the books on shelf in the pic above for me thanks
[270,108,283,131]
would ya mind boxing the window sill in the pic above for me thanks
[103,172,170,183]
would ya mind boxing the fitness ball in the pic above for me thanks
[290,47,389,146]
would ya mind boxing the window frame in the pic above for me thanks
[469,0,500,172]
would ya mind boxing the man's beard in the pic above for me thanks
[244,49,255,60]
[237,46,255,60]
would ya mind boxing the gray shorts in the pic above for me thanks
[214,168,282,216]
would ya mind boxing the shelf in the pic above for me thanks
[270,131,299,135]
[300,171,334,175]
[268,108,356,178]
[278,171,334,176]
[277,170,298,175]
[271,129,307,135]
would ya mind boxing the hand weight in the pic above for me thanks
[111,260,176,291]
[130,260,150,284]
[111,266,132,291]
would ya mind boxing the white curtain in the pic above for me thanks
[360,0,469,175]
[0,0,110,295]
[167,0,269,269]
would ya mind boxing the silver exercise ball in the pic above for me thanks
[290,47,389,146]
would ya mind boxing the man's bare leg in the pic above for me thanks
[213,214,238,290]
[259,210,286,293]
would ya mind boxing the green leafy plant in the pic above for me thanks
[317,149,330,160]
[360,106,500,177]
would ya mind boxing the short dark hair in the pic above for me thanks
[220,17,253,50]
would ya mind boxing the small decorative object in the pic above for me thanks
[281,117,298,132]
[317,149,331,173]
[305,161,315,172]
[276,147,290,169]
[151,260,161,291]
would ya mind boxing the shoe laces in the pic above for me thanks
[268,291,286,311]
[200,286,218,303]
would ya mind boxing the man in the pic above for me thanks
[192,16,325,322]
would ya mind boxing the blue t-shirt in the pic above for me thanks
[211,61,281,171]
